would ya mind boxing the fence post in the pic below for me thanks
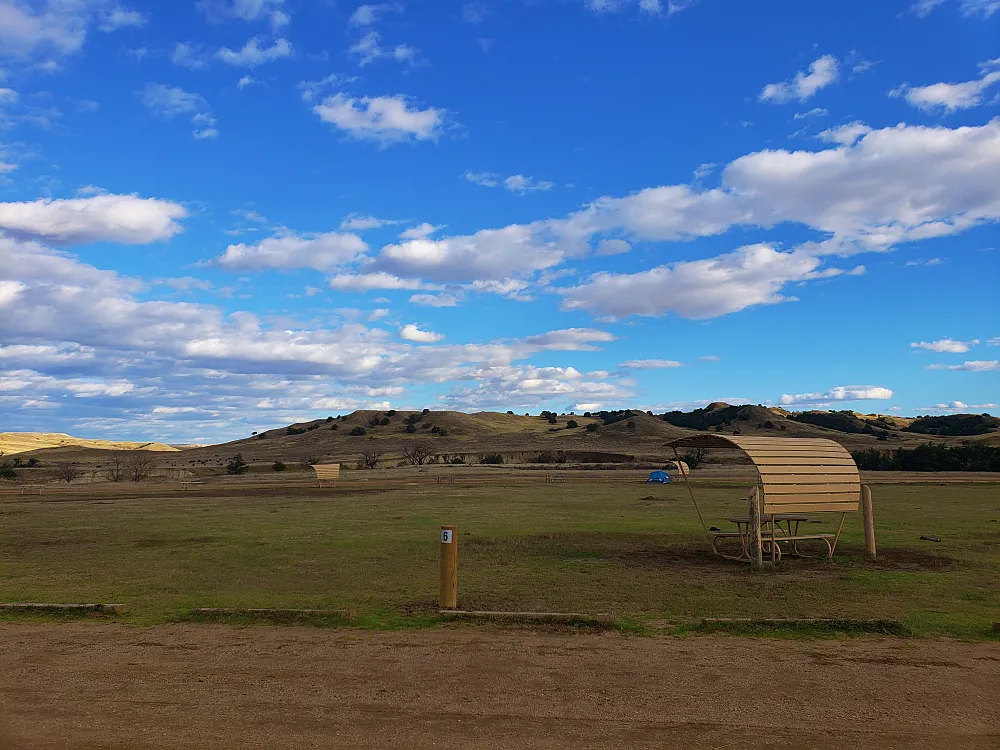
[439,525,457,609]
[861,485,876,560]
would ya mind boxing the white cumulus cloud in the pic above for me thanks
[779,386,893,406]
[216,37,292,67]
[890,60,1000,113]
[926,360,999,372]
[312,94,446,144]
[213,231,367,272]
[399,323,443,343]
[911,338,980,353]
[0,194,187,244]
[759,55,839,103]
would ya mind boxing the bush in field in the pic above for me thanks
[404,424,417,434]
[586,423,598,432]
[226,453,249,475]
[566,420,578,428]
[272,460,286,472]
[350,426,366,436]
[480,453,504,464]
[681,448,708,469]
[380,417,390,426]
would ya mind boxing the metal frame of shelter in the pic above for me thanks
[665,435,873,567]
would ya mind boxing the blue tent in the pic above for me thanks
[646,470,671,483]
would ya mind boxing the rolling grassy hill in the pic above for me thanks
[163,404,994,471]
[0,432,179,456]
[6,405,996,475]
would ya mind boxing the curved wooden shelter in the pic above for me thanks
[665,435,874,567]
[311,463,341,486]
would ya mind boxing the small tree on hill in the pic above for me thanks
[0,451,17,481]
[681,448,708,469]
[566,420,578,428]
[126,452,157,482]
[402,443,432,466]
[104,450,128,482]
[350,426,366,436]
[360,448,382,470]
[226,453,249,475]
[57,464,83,483]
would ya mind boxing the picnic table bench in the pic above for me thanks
[667,435,875,567]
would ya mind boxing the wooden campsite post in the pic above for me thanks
[439,525,458,609]
[861,485,877,560]
[748,487,763,570]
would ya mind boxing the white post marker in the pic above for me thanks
[440,525,457,609]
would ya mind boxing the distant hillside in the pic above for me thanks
[788,410,898,436]
[902,414,1000,437]
[0,432,180,456]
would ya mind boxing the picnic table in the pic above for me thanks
[724,514,811,561]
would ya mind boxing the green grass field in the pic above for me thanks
[2,476,998,637]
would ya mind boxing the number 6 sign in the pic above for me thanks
[441,528,453,543]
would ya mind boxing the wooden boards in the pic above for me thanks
[311,463,341,482]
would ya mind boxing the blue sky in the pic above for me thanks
[0,0,998,443]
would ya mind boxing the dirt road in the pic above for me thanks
[2,624,999,749]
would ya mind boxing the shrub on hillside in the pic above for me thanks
[380,417,390,426]
[350,426,366,436]
[404,424,417,434]
[480,453,504,464]
[535,450,566,464]
[566,420,578,428]
[286,426,306,435]
[272,460,286,472]
[226,453,249,475]
[586,423,598,432]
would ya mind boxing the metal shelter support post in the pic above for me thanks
[673,447,708,535]
[861,485,876,560]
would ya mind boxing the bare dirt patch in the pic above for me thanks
[1,623,997,750]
